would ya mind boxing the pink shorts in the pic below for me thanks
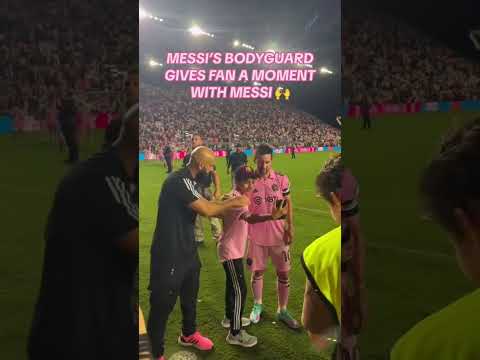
[247,241,291,273]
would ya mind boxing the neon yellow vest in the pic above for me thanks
[301,226,341,323]
[391,288,480,360]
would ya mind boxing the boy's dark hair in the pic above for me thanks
[234,165,256,184]
[420,117,480,235]
[255,144,273,158]
[316,155,343,203]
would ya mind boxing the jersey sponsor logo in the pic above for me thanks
[266,196,274,203]
[254,196,262,205]
[272,184,279,192]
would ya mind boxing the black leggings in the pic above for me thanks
[223,258,247,335]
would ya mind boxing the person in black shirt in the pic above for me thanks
[58,91,79,163]
[28,104,139,360]
[291,146,296,159]
[148,146,249,360]
[226,145,232,173]
[360,95,371,130]
[183,134,222,244]
[228,144,248,185]
[163,145,173,173]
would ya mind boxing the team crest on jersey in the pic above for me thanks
[271,184,279,192]
[253,188,259,193]
[254,196,262,205]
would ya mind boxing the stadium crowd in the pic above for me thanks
[0,0,136,123]
[139,84,340,153]
[343,10,480,103]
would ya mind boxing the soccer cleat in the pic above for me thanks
[277,309,301,329]
[178,331,214,351]
[249,303,263,324]
[226,330,258,348]
[221,317,251,328]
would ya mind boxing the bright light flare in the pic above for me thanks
[140,7,163,22]
[189,25,204,36]
[188,25,215,38]
[241,43,255,50]
[233,40,240,47]
[319,67,333,74]
[149,59,162,67]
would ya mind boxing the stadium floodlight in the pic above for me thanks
[189,25,215,38]
[253,81,262,86]
[189,25,205,36]
[140,7,163,22]
[265,49,276,53]
[149,59,162,67]
[241,43,255,50]
[233,40,240,47]
[319,67,333,74]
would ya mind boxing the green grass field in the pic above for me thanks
[343,111,480,359]
[4,110,478,360]
[139,152,338,360]
[0,132,104,359]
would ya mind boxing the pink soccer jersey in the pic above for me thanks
[218,191,250,262]
[249,171,290,247]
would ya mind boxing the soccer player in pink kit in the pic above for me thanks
[218,165,288,347]
[247,144,300,329]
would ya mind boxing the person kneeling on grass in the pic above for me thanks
[391,117,480,360]
[217,166,288,348]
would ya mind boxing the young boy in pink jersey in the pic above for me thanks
[218,166,287,347]
[247,144,300,329]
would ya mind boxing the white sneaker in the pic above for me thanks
[221,317,251,328]
[226,330,258,348]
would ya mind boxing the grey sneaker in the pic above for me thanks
[226,330,258,348]
[221,317,251,328]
